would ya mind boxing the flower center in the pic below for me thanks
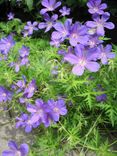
[7,42,11,47]
[37,109,43,116]
[79,59,86,66]
[29,26,34,31]
[53,107,59,113]
[47,22,52,27]
[89,41,95,47]
[93,7,99,12]
[16,151,21,156]
[30,87,35,92]
[101,52,106,58]
[72,33,78,39]
[27,119,32,125]
[48,6,54,11]
[2,93,6,97]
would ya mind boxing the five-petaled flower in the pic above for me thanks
[0,35,15,55]
[87,0,107,15]
[39,13,58,32]
[47,99,67,122]
[0,86,13,103]
[86,12,115,36]
[97,44,116,64]
[59,6,70,16]
[2,140,29,156]
[69,22,89,46]
[7,12,15,20]
[24,21,38,35]
[40,0,61,14]
[64,45,100,76]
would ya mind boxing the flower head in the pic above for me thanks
[27,99,49,126]
[0,35,15,55]
[47,99,67,122]
[2,140,29,156]
[87,35,103,48]
[10,46,30,72]
[16,113,39,133]
[97,44,116,64]
[95,84,107,102]
[0,86,13,103]
[24,21,38,36]
[40,0,61,14]
[19,45,30,58]
[39,13,58,32]
[69,22,89,46]
[64,45,100,76]
[23,80,37,98]
[52,19,72,41]
[7,12,14,20]
[96,94,107,102]
[59,6,70,16]
[86,12,115,36]
[87,0,107,15]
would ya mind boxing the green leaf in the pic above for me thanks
[25,0,33,10]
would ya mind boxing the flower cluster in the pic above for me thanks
[10,45,30,72]
[16,98,67,133]
[39,0,116,76]
[12,76,37,104]
[2,140,29,156]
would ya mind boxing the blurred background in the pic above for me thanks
[0,0,117,43]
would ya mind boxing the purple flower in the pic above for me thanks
[96,94,107,102]
[40,0,61,14]
[69,22,89,46]
[39,13,58,32]
[16,113,29,128]
[10,46,30,72]
[0,86,12,103]
[2,140,29,156]
[12,76,26,93]
[16,80,26,90]
[47,99,67,122]
[87,35,103,48]
[10,58,29,73]
[19,45,30,58]
[59,6,70,16]
[24,21,38,35]
[97,44,116,64]
[22,31,29,37]
[86,13,115,36]
[95,84,107,102]
[64,45,100,76]
[27,99,49,126]
[16,113,39,133]
[7,12,14,20]
[23,80,37,98]
[87,0,107,15]
[0,35,15,55]
[52,19,72,41]
[20,57,29,66]
[50,38,63,47]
